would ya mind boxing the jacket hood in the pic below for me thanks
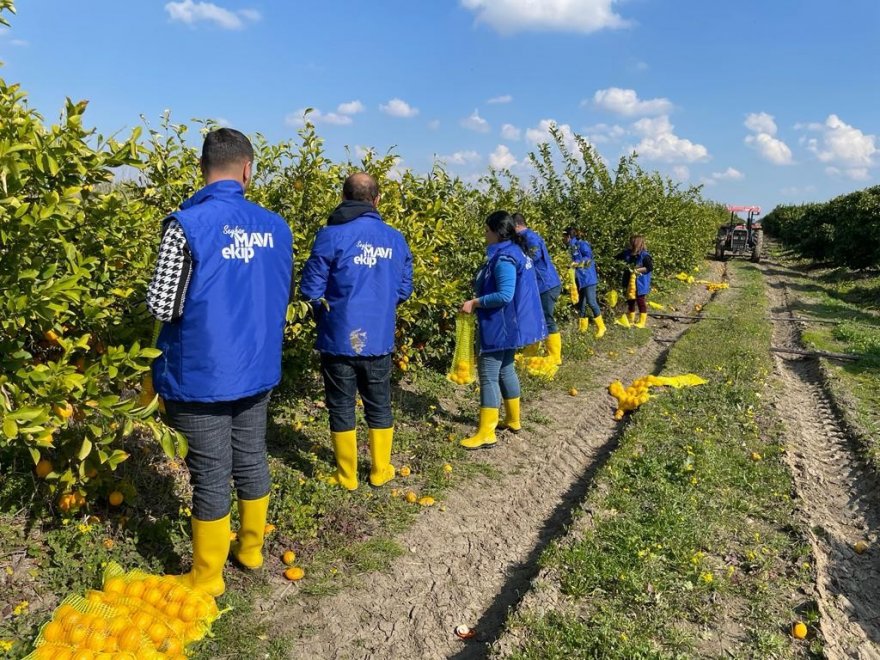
[328,200,379,226]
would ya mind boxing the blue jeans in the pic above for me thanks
[540,285,561,334]
[478,349,520,408]
[578,285,601,318]
[320,353,393,432]
[164,391,272,521]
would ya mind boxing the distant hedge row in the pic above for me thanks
[762,185,880,269]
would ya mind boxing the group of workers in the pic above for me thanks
[144,128,654,596]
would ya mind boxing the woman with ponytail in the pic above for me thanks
[458,211,547,449]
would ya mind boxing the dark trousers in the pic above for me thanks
[540,285,561,334]
[577,284,601,318]
[164,391,272,521]
[627,295,648,314]
[320,353,393,432]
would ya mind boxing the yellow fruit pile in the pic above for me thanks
[446,313,477,386]
[608,374,708,420]
[27,563,220,660]
[674,272,696,284]
[696,279,729,292]
[521,355,558,380]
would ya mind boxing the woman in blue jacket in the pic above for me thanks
[459,211,547,449]
[564,226,606,339]
[615,234,653,328]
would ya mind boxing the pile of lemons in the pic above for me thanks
[608,373,707,420]
[28,563,220,659]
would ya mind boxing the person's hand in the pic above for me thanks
[460,299,479,314]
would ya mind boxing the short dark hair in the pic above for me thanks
[512,212,527,227]
[201,128,254,173]
[342,172,379,202]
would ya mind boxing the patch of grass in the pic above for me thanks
[499,263,818,659]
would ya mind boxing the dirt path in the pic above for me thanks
[257,264,722,660]
[762,260,880,659]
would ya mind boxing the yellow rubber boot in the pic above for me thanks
[460,408,499,450]
[231,495,269,569]
[636,313,648,329]
[546,333,562,366]
[368,427,396,487]
[177,514,231,597]
[499,397,521,432]
[594,315,607,339]
[627,312,636,324]
[578,318,589,333]
[327,430,358,491]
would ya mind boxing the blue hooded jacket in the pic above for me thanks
[475,240,547,353]
[520,228,561,293]
[300,202,413,356]
[153,180,294,402]
[568,238,599,288]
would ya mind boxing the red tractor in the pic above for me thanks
[715,205,763,263]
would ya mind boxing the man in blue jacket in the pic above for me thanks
[146,128,293,597]
[300,173,413,491]
[514,213,564,365]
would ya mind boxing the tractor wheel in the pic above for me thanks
[751,230,763,263]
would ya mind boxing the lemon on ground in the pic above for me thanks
[282,550,296,565]
[854,540,869,554]
[569,388,578,396]
[405,491,418,504]
[399,466,411,477]
[751,452,762,461]
[443,464,453,473]
[284,567,305,581]
[791,621,807,639]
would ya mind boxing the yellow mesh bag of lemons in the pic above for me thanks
[447,313,477,386]
[26,562,223,659]
[608,374,707,420]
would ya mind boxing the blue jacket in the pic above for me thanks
[520,228,561,293]
[568,238,598,288]
[475,240,547,353]
[153,180,294,402]
[300,204,413,356]
[618,249,653,296]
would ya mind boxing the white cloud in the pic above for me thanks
[165,0,260,29]
[584,122,625,144]
[437,150,481,166]
[487,94,513,104]
[337,100,364,115]
[461,0,629,34]
[591,87,672,117]
[804,114,876,169]
[743,112,793,165]
[630,115,709,163]
[380,98,419,118]
[825,166,872,181]
[711,167,744,181]
[427,119,441,131]
[285,108,353,127]
[671,166,690,181]
[461,109,490,133]
[745,133,793,165]
[501,123,521,141]
[780,185,815,196]
[526,119,580,153]
[744,112,777,135]
[354,146,373,159]
[489,144,517,169]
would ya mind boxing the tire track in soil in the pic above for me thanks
[261,263,722,660]
[761,260,880,659]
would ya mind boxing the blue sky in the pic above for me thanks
[1,0,878,214]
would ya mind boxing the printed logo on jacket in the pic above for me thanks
[221,225,275,263]
[354,241,393,268]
